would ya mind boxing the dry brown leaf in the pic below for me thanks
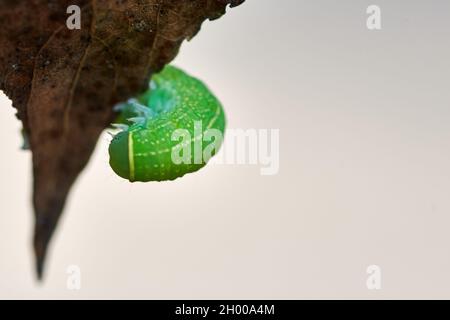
[0,0,244,279]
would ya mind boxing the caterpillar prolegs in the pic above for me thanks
[109,66,226,182]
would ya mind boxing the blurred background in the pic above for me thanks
[1,0,450,299]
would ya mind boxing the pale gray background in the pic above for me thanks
[1,0,450,299]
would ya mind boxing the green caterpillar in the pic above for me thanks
[109,66,226,182]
